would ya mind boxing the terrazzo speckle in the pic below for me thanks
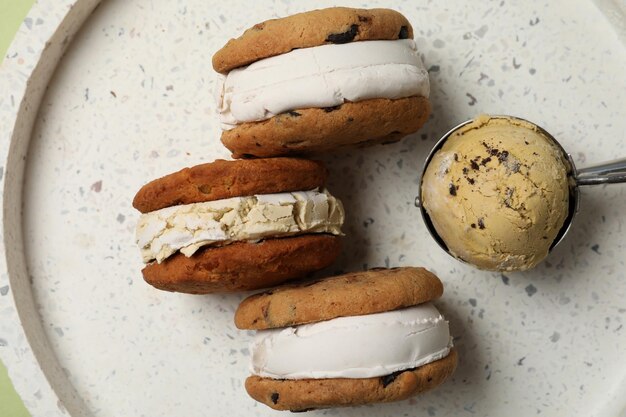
[0,1,625,417]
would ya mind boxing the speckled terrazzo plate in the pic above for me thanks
[1,1,625,416]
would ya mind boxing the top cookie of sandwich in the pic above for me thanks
[235,267,443,330]
[212,7,413,73]
[133,158,327,213]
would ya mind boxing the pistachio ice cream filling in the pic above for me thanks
[421,115,571,271]
[136,189,344,263]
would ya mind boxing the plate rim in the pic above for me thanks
[0,1,101,416]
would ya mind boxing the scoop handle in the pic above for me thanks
[575,157,626,185]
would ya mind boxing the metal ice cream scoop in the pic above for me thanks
[415,115,626,268]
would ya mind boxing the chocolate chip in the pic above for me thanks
[454,153,459,161]
[326,24,359,44]
[398,25,409,39]
[471,223,476,228]
[287,110,301,117]
[449,183,457,196]
[271,393,279,404]
[481,157,492,166]
[524,141,530,145]
[470,160,480,170]
[498,150,509,162]
[323,105,341,112]
[381,370,404,387]
[490,148,499,156]
[466,177,475,185]
[478,218,485,229]
[463,167,469,174]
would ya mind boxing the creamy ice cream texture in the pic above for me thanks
[250,303,452,379]
[217,39,429,129]
[136,189,344,263]
[421,115,571,271]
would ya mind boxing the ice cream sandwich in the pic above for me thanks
[213,7,431,158]
[235,267,457,411]
[132,158,344,293]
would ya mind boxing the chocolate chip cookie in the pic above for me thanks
[235,266,444,329]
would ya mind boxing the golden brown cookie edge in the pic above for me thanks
[221,96,431,158]
[142,234,342,294]
[213,7,414,73]
[245,348,458,411]
[132,158,328,213]
[235,266,444,330]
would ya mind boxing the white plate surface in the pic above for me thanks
[2,0,626,416]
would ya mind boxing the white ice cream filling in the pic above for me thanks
[250,303,452,379]
[136,189,344,264]
[217,39,430,129]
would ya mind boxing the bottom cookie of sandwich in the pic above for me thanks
[142,234,341,294]
[221,96,431,158]
[245,348,458,411]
